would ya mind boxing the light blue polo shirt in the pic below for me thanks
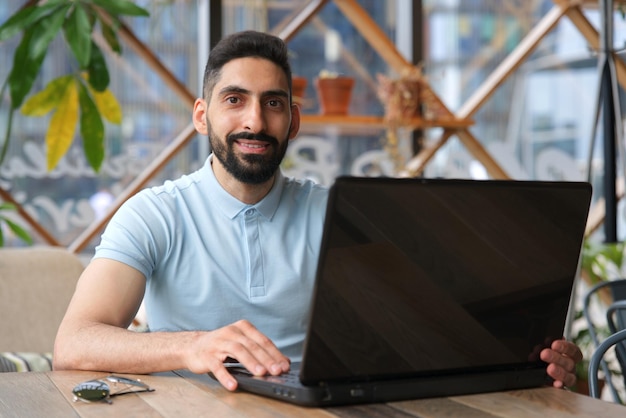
[94,155,328,360]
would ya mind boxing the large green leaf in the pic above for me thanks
[7,28,47,108]
[21,75,73,116]
[64,3,92,68]
[28,4,69,60]
[87,42,110,92]
[90,0,150,17]
[0,1,66,42]
[99,16,122,54]
[77,81,105,172]
[7,3,71,108]
[47,80,79,171]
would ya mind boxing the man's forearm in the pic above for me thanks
[54,321,200,374]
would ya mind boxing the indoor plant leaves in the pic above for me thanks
[46,80,79,171]
[86,41,110,92]
[0,0,67,42]
[77,80,105,172]
[21,75,73,117]
[0,203,33,246]
[90,0,150,18]
[91,87,122,124]
[63,2,92,69]
[0,0,149,172]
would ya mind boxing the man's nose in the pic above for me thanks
[243,101,266,133]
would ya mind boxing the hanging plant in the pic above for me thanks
[0,0,149,172]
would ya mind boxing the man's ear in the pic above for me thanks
[192,98,209,135]
[288,103,301,140]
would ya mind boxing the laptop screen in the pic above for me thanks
[301,177,591,384]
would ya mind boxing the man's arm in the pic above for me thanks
[53,258,290,391]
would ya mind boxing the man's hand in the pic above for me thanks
[540,338,583,388]
[184,319,290,391]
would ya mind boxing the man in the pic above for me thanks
[54,30,582,392]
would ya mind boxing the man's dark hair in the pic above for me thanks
[202,30,292,102]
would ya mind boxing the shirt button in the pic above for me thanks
[245,209,254,216]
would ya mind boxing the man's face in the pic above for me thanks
[201,57,299,184]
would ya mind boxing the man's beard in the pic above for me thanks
[209,129,288,185]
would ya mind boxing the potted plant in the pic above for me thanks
[314,70,355,115]
[292,76,307,105]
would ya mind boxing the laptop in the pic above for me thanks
[225,176,592,406]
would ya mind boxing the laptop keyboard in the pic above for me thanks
[226,363,301,385]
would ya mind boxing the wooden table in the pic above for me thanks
[0,370,623,417]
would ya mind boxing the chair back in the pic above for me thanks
[0,246,84,353]
[584,279,626,402]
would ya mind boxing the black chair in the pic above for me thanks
[584,279,626,401]
[588,327,626,399]
[606,299,626,381]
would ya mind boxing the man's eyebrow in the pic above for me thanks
[218,85,249,96]
[218,85,289,99]
[263,89,289,99]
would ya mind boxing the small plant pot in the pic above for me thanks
[315,76,355,115]
[292,76,307,104]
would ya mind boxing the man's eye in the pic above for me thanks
[227,97,240,104]
[267,99,283,107]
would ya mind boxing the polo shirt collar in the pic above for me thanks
[203,154,284,221]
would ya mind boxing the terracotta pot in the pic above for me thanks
[292,76,307,104]
[315,76,355,115]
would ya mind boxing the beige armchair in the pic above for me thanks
[0,246,84,370]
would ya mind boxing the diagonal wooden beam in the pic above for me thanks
[559,1,626,90]
[96,9,196,108]
[69,123,198,254]
[404,3,570,178]
[271,0,328,41]
[332,0,413,74]
[0,187,60,246]
[402,129,456,177]
[455,129,511,179]
[456,4,568,120]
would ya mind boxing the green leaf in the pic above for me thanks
[100,16,122,54]
[64,3,92,68]
[0,1,66,42]
[47,80,79,170]
[0,216,33,245]
[90,0,150,17]
[7,28,47,108]
[0,79,14,166]
[87,42,110,91]
[0,202,33,247]
[0,203,16,211]
[0,103,15,166]
[29,4,70,60]
[21,75,74,116]
[77,81,105,172]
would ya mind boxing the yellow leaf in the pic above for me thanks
[91,88,122,124]
[21,75,73,116]
[46,81,79,171]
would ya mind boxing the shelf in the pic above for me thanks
[298,114,474,135]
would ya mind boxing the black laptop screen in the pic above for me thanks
[301,177,591,384]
